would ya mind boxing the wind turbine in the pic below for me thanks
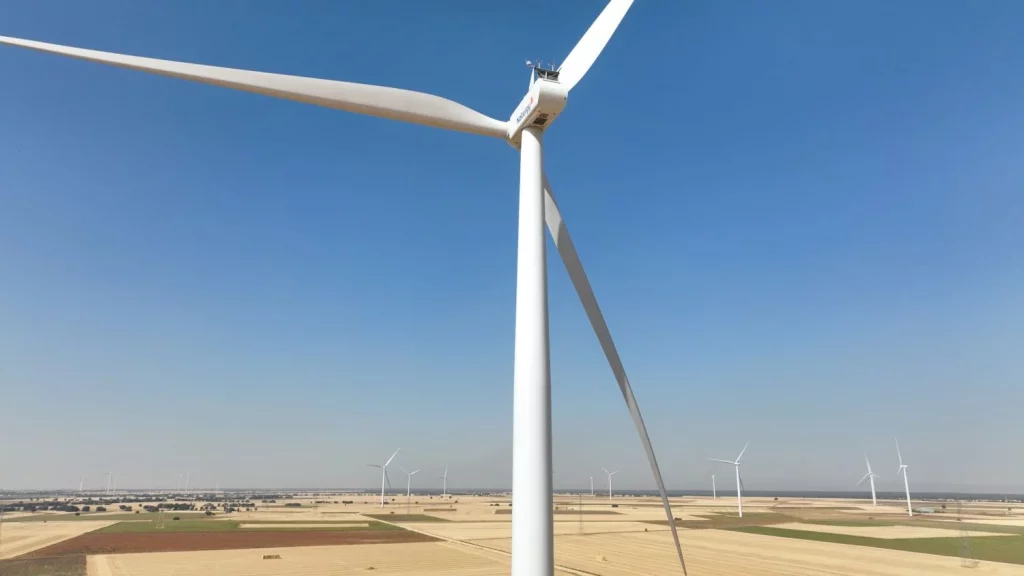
[590,476,594,497]
[399,466,420,498]
[712,474,716,500]
[105,472,112,496]
[602,468,619,501]
[709,442,749,517]
[0,2,687,573]
[184,472,189,496]
[78,477,84,495]
[440,465,449,498]
[857,453,880,507]
[895,438,912,517]
[369,449,400,509]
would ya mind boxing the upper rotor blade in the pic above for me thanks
[735,442,750,464]
[385,448,401,467]
[894,438,903,465]
[0,35,508,138]
[602,468,610,476]
[410,469,420,475]
[543,173,686,575]
[857,472,870,486]
[865,453,873,473]
[556,0,634,91]
[708,458,735,465]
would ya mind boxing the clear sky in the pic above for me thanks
[1,1,1022,494]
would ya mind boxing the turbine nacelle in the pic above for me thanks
[506,77,569,148]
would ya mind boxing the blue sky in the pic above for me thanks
[1,0,1022,493]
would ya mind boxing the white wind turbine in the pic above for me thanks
[399,466,420,498]
[590,476,594,497]
[105,472,112,496]
[895,438,913,517]
[0,2,686,573]
[369,449,400,509]
[712,474,717,500]
[440,465,449,498]
[857,453,881,507]
[602,468,620,501]
[709,442,749,517]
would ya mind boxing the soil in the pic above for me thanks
[0,554,85,576]
[19,530,437,558]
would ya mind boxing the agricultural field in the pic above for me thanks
[86,541,509,576]
[0,520,116,559]
[2,493,1022,574]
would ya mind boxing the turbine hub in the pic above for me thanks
[505,77,569,148]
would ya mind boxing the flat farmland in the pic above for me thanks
[22,528,437,557]
[404,520,670,541]
[770,522,1012,539]
[87,541,510,576]
[474,529,1024,575]
[0,521,115,559]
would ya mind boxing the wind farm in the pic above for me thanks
[1,0,1022,575]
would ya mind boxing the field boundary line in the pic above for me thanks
[380,518,602,576]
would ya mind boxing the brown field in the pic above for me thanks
[22,529,437,557]
[86,542,509,576]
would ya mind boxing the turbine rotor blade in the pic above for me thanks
[385,448,401,467]
[557,0,635,91]
[384,469,392,490]
[708,458,735,465]
[894,438,903,466]
[543,173,686,575]
[736,441,750,463]
[410,469,420,475]
[857,472,870,486]
[0,35,508,138]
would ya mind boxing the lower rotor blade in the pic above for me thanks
[543,173,687,575]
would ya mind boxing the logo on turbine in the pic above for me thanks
[515,96,535,124]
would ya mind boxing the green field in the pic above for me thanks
[94,519,401,534]
[733,526,1024,565]
[363,514,448,522]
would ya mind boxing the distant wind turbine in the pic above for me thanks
[857,453,881,507]
[589,476,594,497]
[78,477,84,494]
[369,449,400,508]
[895,438,912,516]
[601,468,619,501]
[440,465,449,498]
[105,472,112,496]
[399,466,420,498]
[712,474,716,500]
[709,441,749,517]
